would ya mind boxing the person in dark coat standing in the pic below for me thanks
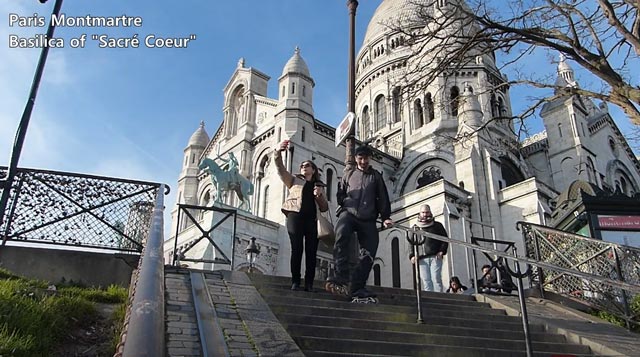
[409,204,448,292]
[326,145,393,298]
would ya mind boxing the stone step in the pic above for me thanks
[262,294,506,317]
[269,304,527,329]
[277,313,559,342]
[255,285,486,308]
[250,275,474,301]
[287,324,590,355]
[271,306,542,333]
[295,336,592,357]
[250,273,593,356]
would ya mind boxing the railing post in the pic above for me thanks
[461,216,474,290]
[1,171,25,245]
[611,247,632,330]
[407,229,424,324]
[511,245,533,357]
[531,228,545,298]
[173,206,182,266]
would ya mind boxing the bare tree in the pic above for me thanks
[384,0,640,128]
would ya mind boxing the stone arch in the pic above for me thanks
[605,160,638,194]
[499,156,525,188]
[400,157,453,195]
[226,84,246,136]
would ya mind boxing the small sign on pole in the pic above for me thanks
[335,112,355,147]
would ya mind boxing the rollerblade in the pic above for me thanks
[350,288,378,304]
[324,278,350,298]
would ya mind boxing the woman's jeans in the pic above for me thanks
[418,256,443,292]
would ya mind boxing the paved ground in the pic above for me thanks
[477,294,640,357]
[165,268,303,357]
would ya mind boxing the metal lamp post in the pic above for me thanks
[0,0,64,244]
[344,0,358,173]
[244,237,260,273]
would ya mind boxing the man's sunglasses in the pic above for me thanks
[300,163,313,169]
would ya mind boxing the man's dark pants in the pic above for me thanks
[333,211,379,293]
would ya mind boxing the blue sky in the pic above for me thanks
[1,0,637,234]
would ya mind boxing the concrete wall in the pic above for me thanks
[0,245,139,287]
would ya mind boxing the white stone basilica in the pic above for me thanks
[165,0,640,290]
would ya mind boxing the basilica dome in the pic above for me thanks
[188,121,209,147]
[281,47,311,79]
[362,0,430,47]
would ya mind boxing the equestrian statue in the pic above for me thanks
[199,153,254,211]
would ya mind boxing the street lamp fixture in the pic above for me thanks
[244,237,260,273]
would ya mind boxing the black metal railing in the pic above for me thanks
[171,203,236,267]
[402,224,534,356]
[519,221,640,329]
[0,166,165,252]
[115,184,168,357]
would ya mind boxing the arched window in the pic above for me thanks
[392,87,401,123]
[261,186,269,218]
[450,86,460,117]
[586,158,596,184]
[281,85,285,98]
[417,166,442,189]
[303,85,306,97]
[414,99,424,129]
[425,93,434,122]
[490,94,498,117]
[301,127,306,142]
[375,95,386,131]
[558,123,563,138]
[291,82,296,94]
[500,157,525,187]
[392,237,400,288]
[326,169,333,201]
[229,86,245,136]
[373,264,381,286]
[498,97,506,117]
[361,106,370,139]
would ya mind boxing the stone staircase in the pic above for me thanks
[249,274,594,357]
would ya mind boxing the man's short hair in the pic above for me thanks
[355,145,372,157]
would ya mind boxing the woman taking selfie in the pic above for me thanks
[273,140,328,291]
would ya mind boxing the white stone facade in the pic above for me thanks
[164,0,640,291]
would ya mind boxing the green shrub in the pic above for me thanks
[59,284,128,303]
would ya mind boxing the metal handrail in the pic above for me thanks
[117,184,167,357]
[398,223,640,293]
[402,224,534,357]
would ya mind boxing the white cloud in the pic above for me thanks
[0,2,74,168]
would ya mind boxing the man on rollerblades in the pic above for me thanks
[325,145,393,303]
